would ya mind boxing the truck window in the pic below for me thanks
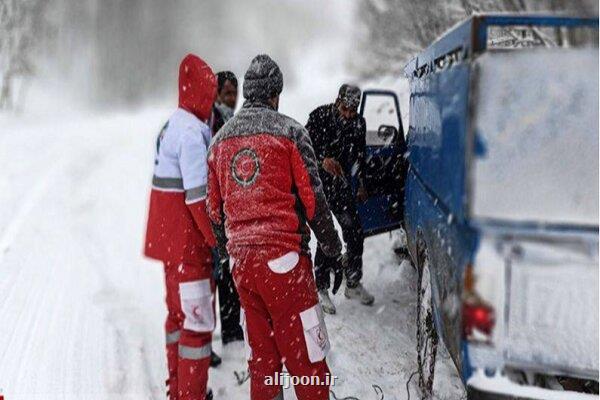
[362,94,401,146]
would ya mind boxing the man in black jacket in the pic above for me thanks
[306,84,375,314]
[211,71,245,350]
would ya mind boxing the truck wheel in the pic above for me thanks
[416,245,438,398]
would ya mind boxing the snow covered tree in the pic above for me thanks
[0,0,52,110]
[353,0,599,78]
[47,0,336,108]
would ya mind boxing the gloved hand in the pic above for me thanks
[322,157,344,177]
[356,186,368,203]
[331,254,347,295]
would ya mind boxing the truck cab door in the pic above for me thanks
[356,90,407,237]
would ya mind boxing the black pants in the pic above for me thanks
[315,179,364,290]
[215,259,243,342]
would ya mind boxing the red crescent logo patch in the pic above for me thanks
[231,148,260,187]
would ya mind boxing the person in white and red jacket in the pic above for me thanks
[144,54,216,400]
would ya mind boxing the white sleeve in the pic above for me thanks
[179,126,209,204]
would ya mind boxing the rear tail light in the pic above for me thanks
[462,264,496,342]
[463,302,495,337]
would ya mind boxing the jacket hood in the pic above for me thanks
[178,54,217,122]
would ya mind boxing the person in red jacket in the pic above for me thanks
[207,54,343,400]
[144,54,217,400]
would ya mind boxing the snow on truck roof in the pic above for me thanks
[404,14,599,78]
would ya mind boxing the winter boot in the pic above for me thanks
[318,289,336,314]
[345,283,374,306]
[210,351,222,368]
[222,327,244,345]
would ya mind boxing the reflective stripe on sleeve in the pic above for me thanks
[152,176,184,190]
[184,185,207,204]
[178,343,212,360]
[166,330,181,345]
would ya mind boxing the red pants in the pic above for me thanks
[164,258,214,400]
[232,248,332,400]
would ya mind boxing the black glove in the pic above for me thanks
[331,254,346,295]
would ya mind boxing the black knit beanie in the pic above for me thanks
[243,54,284,101]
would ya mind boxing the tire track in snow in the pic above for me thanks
[69,146,160,400]
[0,113,167,399]
[0,142,108,397]
[0,150,69,379]
[0,135,159,399]
[0,151,68,266]
[0,254,54,389]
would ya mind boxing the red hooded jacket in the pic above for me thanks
[178,54,216,121]
[144,54,217,264]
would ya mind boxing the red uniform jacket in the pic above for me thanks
[206,100,342,261]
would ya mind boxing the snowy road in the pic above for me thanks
[0,109,465,400]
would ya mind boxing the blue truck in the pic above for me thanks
[356,14,599,399]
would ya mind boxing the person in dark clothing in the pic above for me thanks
[210,71,245,347]
[306,84,375,314]
[211,71,238,132]
[214,71,238,123]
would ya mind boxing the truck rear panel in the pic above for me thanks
[469,48,599,226]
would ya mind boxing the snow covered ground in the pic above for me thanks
[0,100,466,400]
[0,6,462,392]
